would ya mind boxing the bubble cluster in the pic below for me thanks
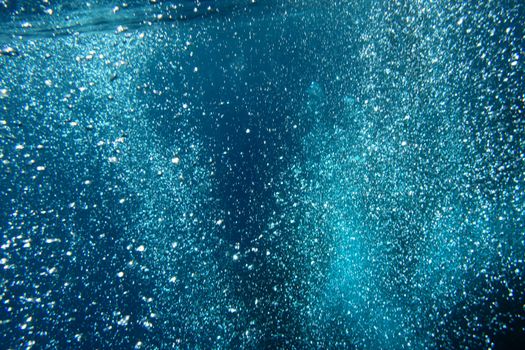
[1,0,523,349]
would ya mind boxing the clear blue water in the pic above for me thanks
[1,0,524,349]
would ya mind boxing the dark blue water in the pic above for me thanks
[1,0,524,349]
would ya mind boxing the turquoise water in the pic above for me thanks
[1,0,524,348]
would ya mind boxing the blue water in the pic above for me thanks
[1,0,524,349]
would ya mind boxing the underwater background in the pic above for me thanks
[1,0,524,349]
